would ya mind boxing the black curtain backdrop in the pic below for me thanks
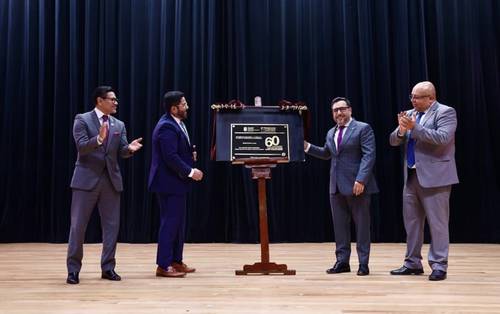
[1,0,499,243]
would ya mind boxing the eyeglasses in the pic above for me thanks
[104,97,119,103]
[332,106,350,113]
[409,94,429,100]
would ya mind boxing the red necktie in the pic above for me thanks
[337,125,345,150]
[102,115,109,147]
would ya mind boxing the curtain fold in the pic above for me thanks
[1,0,499,243]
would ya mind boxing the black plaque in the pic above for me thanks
[212,106,306,162]
[231,124,289,160]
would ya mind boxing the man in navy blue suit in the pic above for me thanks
[148,91,203,278]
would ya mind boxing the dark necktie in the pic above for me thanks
[102,115,109,147]
[337,125,345,150]
[406,112,424,168]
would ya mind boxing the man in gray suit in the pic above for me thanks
[389,81,458,281]
[305,97,378,276]
[66,86,143,284]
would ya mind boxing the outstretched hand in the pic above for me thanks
[128,137,143,152]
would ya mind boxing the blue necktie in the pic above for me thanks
[406,112,424,168]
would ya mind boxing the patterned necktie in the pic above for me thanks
[102,115,109,147]
[406,112,424,168]
[180,121,190,144]
[337,125,345,150]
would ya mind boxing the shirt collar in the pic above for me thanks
[94,107,106,119]
[170,114,182,125]
[338,117,352,129]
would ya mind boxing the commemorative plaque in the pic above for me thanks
[210,101,309,276]
[211,104,306,162]
[231,124,289,160]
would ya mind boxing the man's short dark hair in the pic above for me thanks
[163,91,185,112]
[92,86,114,105]
[331,97,351,107]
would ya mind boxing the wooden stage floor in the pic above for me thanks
[0,243,499,313]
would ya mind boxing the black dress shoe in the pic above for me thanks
[429,270,447,281]
[390,266,424,275]
[326,261,351,274]
[101,269,121,281]
[66,272,79,284]
[357,264,369,276]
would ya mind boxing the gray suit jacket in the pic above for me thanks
[70,110,133,192]
[308,119,379,195]
[389,101,459,188]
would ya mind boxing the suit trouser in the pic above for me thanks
[330,192,371,265]
[156,193,187,269]
[403,170,451,271]
[67,173,120,273]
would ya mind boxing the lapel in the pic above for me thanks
[90,110,118,152]
[420,101,438,126]
[330,125,339,155]
[106,116,117,151]
[167,115,190,147]
[90,110,101,134]
[179,122,190,145]
[90,111,108,152]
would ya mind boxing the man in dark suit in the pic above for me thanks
[66,86,143,284]
[389,81,458,281]
[305,97,378,276]
[149,91,203,278]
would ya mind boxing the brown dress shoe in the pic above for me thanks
[171,262,196,273]
[156,266,186,278]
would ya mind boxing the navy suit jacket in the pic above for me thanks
[148,114,194,195]
[70,110,132,192]
[307,119,378,195]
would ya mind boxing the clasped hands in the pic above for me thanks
[397,112,417,134]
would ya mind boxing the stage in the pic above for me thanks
[0,243,499,313]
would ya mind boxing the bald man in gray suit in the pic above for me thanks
[305,97,378,276]
[389,81,458,281]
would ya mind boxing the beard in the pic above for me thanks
[335,115,348,126]
[174,110,188,120]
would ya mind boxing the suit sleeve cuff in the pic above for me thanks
[188,169,194,178]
